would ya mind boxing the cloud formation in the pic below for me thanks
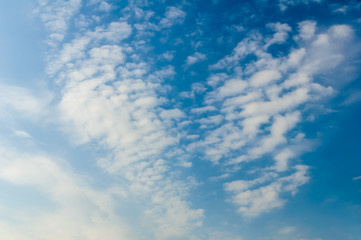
[0,1,359,239]
[189,21,355,217]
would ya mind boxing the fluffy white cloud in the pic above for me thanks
[250,69,282,87]
[35,0,82,45]
[329,24,353,39]
[37,5,204,239]
[160,6,186,28]
[25,2,359,237]
[224,165,309,217]
[186,52,207,66]
[191,106,217,114]
[297,20,317,40]
[274,148,295,172]
[249,111,301,157]
[193,21,354,218]
[265,23,292,48]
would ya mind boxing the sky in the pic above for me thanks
[0,0,360,239]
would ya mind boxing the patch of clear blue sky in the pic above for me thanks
[0,1,46,86]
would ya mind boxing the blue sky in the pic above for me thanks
[0,0,360,239]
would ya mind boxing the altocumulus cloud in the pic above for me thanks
[0,0,360,240]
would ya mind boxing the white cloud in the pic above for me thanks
[0,146,134,240]
[191,106,217,114]
[286,48,306,68]
[218,78,248,97]
[241,114,269,138]
[193,21,354,218]
[250,69,282,87]
[31,2,361,236]
[330,1,361,15]
[278,226,296,234]
[0,84,51,120]
[209,36,260,70]
[160,109,186,120]
[249,111,300,157]
[297,20,317,40]
[92,21,132,42]
[13,130,33,139]
[209,173,231,181]
[265,23,292,48]
[225,165,309,218]
[186,52,207,66]
[283,72,310,88]
[45,20,131,76]
[199,115,224,127]
[329,24,353,39]
[352,176,361,180]
[38,5,204,238]
[207,73,229,87]
[189,123,246,164]
[160,6,186,28]
[274,148,295,172]
[313,33,329,46]
[229,181,285,218]
[278,0,322,11]
[240,88,308,117]
[98,1,112,11]
[342,91,361,105]
[161,51,175,61]
[35,0,82,45]
[223,91,262,109]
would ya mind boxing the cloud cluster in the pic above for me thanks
[1,1,358,239]
[39,4,203,239]
[35,0,82,45]
[190,21,354,217]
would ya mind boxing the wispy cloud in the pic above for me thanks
[278,0,322,11]
[160,6,186,28]
[0,84,51,120]
[186,52,207,66]
[0,144,135,240]
[352,176,361,180]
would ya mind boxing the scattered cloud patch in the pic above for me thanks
[186,52,207,66]
[278,226,296,234]
[13,130,33,139]
[0,1,359,239]
[160,6,186,28]
[278,0,322,11]
[265,22,292,48]
[352,176,361,180]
